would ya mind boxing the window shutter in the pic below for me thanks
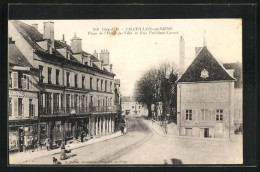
[12,72,18,88]
[181,110,185,121]
[13,98,18,116]
[212,110,216,122]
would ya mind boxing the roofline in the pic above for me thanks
[176,46,205,82]
[206,47,236,81]
[177,80,235,84]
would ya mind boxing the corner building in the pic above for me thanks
[177,46,235,139]
[9,20,117,147]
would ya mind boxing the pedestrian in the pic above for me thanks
[80,131,84,143]
[60,139,66,160]
[120,125,124,134]
[46,138,50,151]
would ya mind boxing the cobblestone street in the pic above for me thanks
[21,116,242,165]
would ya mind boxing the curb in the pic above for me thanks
[12,132,124,164]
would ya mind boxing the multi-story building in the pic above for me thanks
[121,97,148,116]
[177,46,235,138]
[9,20,117,150]
[9,38,40,152]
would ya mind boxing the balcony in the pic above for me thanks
[39,106,117,116]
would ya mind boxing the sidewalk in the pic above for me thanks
[144,118,239,142]
[9,131,123,164]
[143,119,178,137]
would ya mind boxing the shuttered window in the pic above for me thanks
[9,98,12,116]
[13,98,18,116]
[12,72,18,88]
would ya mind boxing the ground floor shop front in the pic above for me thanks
[9,119,38,153]
[38,113,117,148]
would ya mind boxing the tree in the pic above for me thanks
[134,68,157,118]
[134,61,179,121]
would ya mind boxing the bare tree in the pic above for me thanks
[135,60,179,121]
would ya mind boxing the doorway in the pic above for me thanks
[204,128,209,138]
[18,128,24,152]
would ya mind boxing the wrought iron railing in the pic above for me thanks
[39,106,117,116]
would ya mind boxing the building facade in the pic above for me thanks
[177,46,235,139]
[121,97,148,116]
[9,39,40,152]
[9,20,118,151]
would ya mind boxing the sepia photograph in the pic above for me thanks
[8,18,243,165]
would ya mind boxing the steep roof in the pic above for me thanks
[10,20,112,75]
[178,46,235,82]
[9,43,32,67]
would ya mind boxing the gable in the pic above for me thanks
[178,46,235,83]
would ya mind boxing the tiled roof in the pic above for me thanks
[10,20,111,74]
[9,43,32,67]
[178,46,235,82]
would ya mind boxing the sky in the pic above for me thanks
[21,19,242,96]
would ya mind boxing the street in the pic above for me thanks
[24,116,242,165]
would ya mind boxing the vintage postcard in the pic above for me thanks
[8,19,242,165]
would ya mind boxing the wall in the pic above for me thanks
[177,81,234,138]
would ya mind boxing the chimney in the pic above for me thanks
[93,50,98,59]
[179,36,185,70]
[32,23,38,30]
[70,32,82,54]
[110,64,113,73]
[43,21,54,54]
[100,49,110,65]
[61,34,66,43]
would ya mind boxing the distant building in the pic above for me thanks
[177,46,235,138]
[121,97,148,116]
[223,63,243,133]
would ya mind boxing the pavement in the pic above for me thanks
[9,131,123,164]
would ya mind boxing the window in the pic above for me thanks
[105,81,107,92]
[101,80,103,91]
[74,94,78,108]
[9,72,12,88]
[201,109,208,121]
[82,76,85,88]
[39,65,43,83]
[29,99,35,117]
[90,78,93,89]
[18,98,23,116]
[132,106,134,109]
[75,74,78,88]
[9,98,12,116]
[66,72,70,87]
[18,72,23,88]
[186,110,192,120]
[40,124,47,135]
[48,67,52,84]
[56,69,60,85]
[216,109,223,121]
[110,81,112,92]
[97,79,99,90]
[139,106,141,109]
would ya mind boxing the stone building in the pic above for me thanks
[177,46,235,138]
[9,20,117,150]
[8,38,40,152]
[121,97,148,116]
